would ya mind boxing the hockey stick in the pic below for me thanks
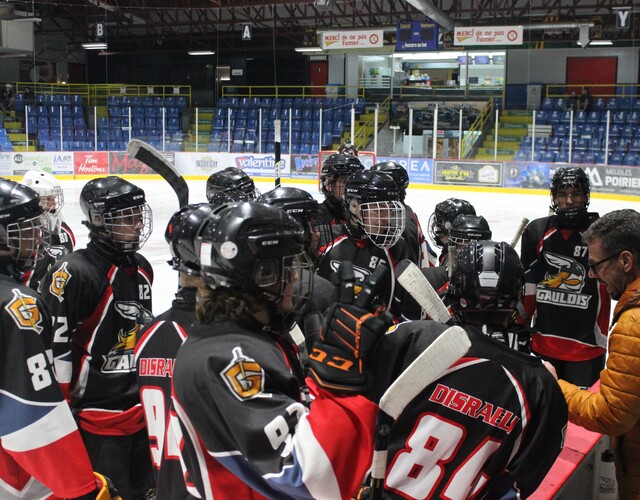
[510,217,530,248]
[274,119,282,187]
[126,139,189,208]
[396,259,454,325]
[370,325,471,499]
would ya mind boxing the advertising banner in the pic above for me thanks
[377,156,433,184]
[0,152,11,176]
[290,154,319,180]
[454,26,523,46]
[582,164,640,196]
[232,153,291,178]
[396,21,439,51]
[10,152,73,176]
[434,160,502,186]
[321,30,383,50]
[74,152,109,176]
[109,151,175,175]
[503,161,554,189]
[174,152,223,176]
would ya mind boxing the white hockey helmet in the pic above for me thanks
[21,170,64,215]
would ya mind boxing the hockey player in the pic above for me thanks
[172,202,391,498]
[318,152,364,226]
[0,178,119,499]
[20,169,75,293]
[419,213,492,304]
[427,197,476,265]
[41,176,155,499]
[368,241,567,498]
[135,203,214,500]
[257,186,336,349]
[371,160,437,268]
[520,167,610,387]
[317,169,418,321]
[206,166,260,204]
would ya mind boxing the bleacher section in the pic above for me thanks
[208,96,366,154]
[515,97,640,166]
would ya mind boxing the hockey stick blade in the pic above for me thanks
[127,139,189,208]
[370,325,471,498]
[510,217,530,248]
[396,259,453,324]
[274,119,282,188]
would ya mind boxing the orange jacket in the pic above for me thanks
[559,276,640,499]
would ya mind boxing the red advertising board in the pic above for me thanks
[74,152,109,176]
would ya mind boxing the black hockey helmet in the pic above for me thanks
[320,153,364,212]
[165,203,215,275]
[344,170,405,249]
[196,202,313,330]
[206,167,259,205]
[448,240,525,326]
[80,176,152,253]
[550,167,590,227]
[370,161,410,200]
[0,178,50,276]
[428,198,476,248]
[448,214,492,248]
[257,187,331,264]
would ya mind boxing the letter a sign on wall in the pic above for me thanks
[242,24,252,41]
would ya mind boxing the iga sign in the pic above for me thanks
[321,30,383,50]
[454,26,523,46]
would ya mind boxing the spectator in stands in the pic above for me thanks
[0,83,14,114]
[546,208,640,499]
[22,87,34,107]
[568,91,579,111]
[577,87,591,112]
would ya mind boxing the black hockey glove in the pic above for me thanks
[308,262,392,394]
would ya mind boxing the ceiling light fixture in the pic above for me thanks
[589,40,613,46]
[188,50,215,55]
[82,42,108,50]
[294,47,323,52]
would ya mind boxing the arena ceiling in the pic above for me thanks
[8,0,639,55]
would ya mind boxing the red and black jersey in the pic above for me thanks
[404,204,437,269]
[371,321,567,499]
[172,319,377,499]
[23,220,75,294]
[135,287,200,500]
[520,214,611,361]
[40,242,153,435]
[0,274,97,499]
[316,229,418,321]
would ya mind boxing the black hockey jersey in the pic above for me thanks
[41,242,153,435]
[135,287,199,500]
[172,319,378,499]
[520,214,610,361]
[316,231,419,321]
[371,321,567,499]
[404,204,437,269]
[23,220,75,294]
[0,274,98,499]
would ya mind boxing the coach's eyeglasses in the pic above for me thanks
[588,251,622,275]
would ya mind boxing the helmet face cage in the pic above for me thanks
[21,171,64,214]
[428,198,476,248]
[320,154,364,203]
[448,215,492,249]
[550,168,590,222]
[350,199,406,249]
[449,241,524,324]
[102,203,153,252]
[4,213,51,272]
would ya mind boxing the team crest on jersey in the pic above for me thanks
[102,324,138,373]
[329,260,372,281]
[221,347,267,401]
[537,252,591,309]
[5,289,43,334]
[49,262,71,302]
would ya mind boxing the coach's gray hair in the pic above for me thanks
[582,209,640,264]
